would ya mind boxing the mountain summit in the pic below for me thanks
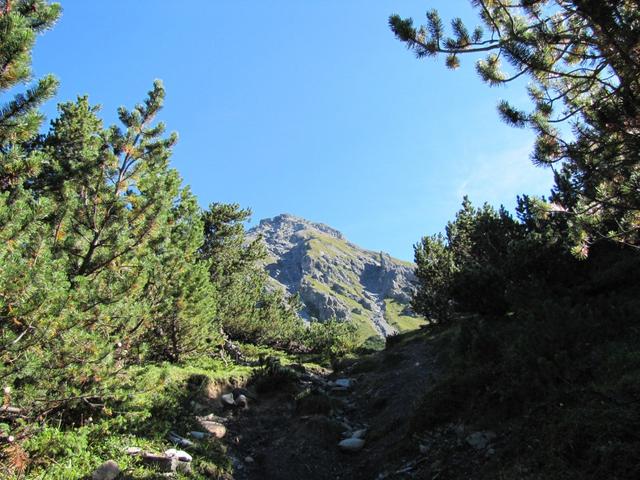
[248,214,423,343]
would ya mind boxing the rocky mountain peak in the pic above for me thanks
[248,214,424,343]
[257,213,344,240]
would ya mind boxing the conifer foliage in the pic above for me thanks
[0,0,68,413]
[200,203,305,349]
[0,1,350,428]
[394,4,640,476]
[391,0,640,254]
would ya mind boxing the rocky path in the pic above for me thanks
[213,331,440,480]
[90,329,501,480]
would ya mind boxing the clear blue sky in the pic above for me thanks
[32,1,553,261]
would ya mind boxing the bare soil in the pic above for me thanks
[216,330,445,480]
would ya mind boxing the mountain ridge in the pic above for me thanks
[248,213,423,343]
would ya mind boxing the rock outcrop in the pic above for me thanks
[248,214,423,341]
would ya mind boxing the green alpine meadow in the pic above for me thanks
[1,1,639,478]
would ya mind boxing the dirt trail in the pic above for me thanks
[217,331,440,480]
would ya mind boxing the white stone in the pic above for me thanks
[198,420,227,438]
[221,393,235,406]
[352,428,367,439]
[338,437,365,452]
[165,448,193,462]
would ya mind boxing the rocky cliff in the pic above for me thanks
[247,214,423,343]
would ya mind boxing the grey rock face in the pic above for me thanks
[248,214,418,338]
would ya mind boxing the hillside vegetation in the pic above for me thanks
[1,0,640,479]
[0,3,356,477]
[388,1,640,478]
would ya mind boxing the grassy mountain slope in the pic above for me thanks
[248,214,424,345]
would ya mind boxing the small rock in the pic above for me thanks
[221,393,235,406]
[244,456,254,463]
[466,431,496,450]
[352,428,367,439]
[168,431,195,447]
[338,437,365,452]
[235,394,248,408]
[188,430,211,440]
[92,460,120,480]
[335,378,352,388]
[233,387,254,400]
[125,446,142,455]
[165,448,193,462]
[198,420,227,438]
[395,464,414,474]
[141,453,176,473]
[199,413,227,422]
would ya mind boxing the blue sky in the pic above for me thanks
[31,1,553,261]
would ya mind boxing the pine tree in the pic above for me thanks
[390,1,640,253]
[200,203,305,347]
[143,187,217,362]
[200,203,267,338]
[26,82,184,402]
[0,0,60,151]
[1,78,197,414]
[0,1,65,411]
[413,197,523,321]
[412,233,456,323]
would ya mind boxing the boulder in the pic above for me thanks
[91,460,120,480]
[338,437,365,452]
